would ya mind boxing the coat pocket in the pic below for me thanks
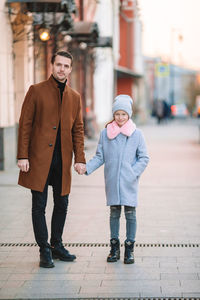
[122,162,137,182]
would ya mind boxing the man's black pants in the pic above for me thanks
[31,150,68,249]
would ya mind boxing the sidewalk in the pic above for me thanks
[0,119,200,299]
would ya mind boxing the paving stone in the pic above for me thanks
[177,256,200,263]
[142,256,177,262]
[14,292,80,299]
[0,273,10,280]
[101,279,161,289]
[159,267,179,273]
[0,280,25,288]
[178,267,200,273]
[160,261,196,268]
[9,273,85,281]
[192,250,200,257]
[80,292,141,297]
[0,281,6,288]
[7,251,30,257]
[161,273,199,280]
[180,280,200,292]
[62,279,101,287]
[182,292,200,297]
[21,285,80,294]
[0,288,18,298]
[80,282,161,293]
[31,265,70,274]
[68,266,106,274]
[0,267,14,274]
[0,256,23,265]
[0,295,15,299]
[11,266,36,274]
[22,280,79,292]
[85,270,160,280]
[0,252,9,259]
[78,255,108,262]
[140,291,164,297]
[160,292,183,297]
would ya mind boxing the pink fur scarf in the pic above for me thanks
[107,119,136,139]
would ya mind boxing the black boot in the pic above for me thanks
[40,247,55,268]
[51,243,76,261]
[107,238,120,262]
[124,240,135,264]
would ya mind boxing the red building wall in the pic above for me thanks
[117,0,135,96]
[117,78,133,95]
[119,2,134,70]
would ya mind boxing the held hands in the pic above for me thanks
[74,163,86,175]
[17,159,29,172]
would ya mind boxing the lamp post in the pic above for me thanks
[170,28,183,105]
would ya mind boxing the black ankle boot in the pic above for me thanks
[40,247,55,268]
[51,243,76,261]
[107,238,120,262]
[124,240,135,264]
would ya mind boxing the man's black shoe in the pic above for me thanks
[40,247,55,268]
[51,244,76,261]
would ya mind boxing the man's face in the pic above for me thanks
[52,55,72,82]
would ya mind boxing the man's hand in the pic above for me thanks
[74,163,86,175]
[17,159,30,172]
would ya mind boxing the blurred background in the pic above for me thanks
[0,0,200,170]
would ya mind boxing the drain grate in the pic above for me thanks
[11,297,200,300]
[0,242,199,248]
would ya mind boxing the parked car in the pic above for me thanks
[170,103,189,118]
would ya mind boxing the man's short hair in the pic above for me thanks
[51,51,73,66]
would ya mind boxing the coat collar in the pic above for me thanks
[48,74,68,93]
[107,119,136,139]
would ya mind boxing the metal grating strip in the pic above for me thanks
[11,297,200,300]
[0,242,199,247]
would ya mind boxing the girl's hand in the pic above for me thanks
[74,163,86,175]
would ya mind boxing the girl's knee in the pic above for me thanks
[110,205,121,218]
[124,206,136,220]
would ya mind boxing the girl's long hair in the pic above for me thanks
[105,119,114,128]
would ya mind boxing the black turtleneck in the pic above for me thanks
[53,76,67,101]
[52,76,67,158]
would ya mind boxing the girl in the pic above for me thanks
[86,95,149,264]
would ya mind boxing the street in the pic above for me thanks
[0,118,200,298]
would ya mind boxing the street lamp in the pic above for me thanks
[39,28,50,41]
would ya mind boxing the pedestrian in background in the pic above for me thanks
[78,95,149,264]
[17,51,86,268]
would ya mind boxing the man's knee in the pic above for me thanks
[31,191,47,214]
[54,195,69,212]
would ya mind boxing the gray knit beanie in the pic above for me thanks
[112,94,133,118]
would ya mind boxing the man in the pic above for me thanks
[17,51,86,268]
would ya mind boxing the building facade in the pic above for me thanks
[0,0,144,170]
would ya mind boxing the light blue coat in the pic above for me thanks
[86,128,149,207]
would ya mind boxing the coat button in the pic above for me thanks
[53,126,56,130]
[49,143,53,147]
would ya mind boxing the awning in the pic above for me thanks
[66,22,112,47]
[67,21,99,41]
[6,0,76,13]
[115,66,143,79]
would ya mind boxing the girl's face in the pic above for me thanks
[114,110,129,127]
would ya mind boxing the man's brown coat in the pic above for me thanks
[17,75,85,195]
